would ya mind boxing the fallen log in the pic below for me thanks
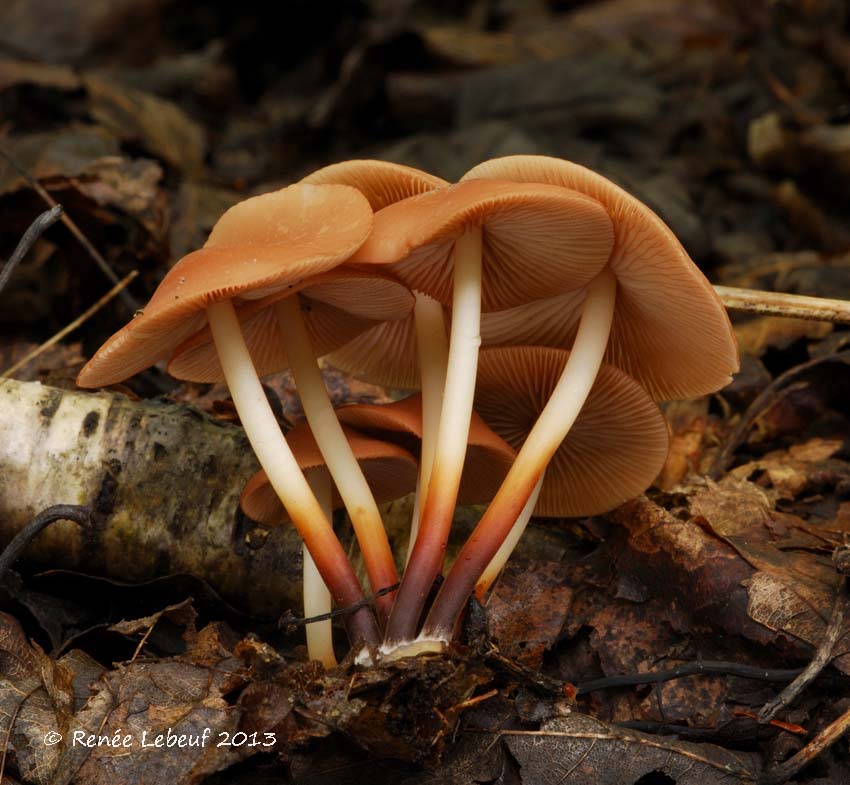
[0,378,302,615]
[0,379,572,616]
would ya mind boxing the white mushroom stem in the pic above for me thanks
[385,226,483,645]
[474,473,544,598]
[304,468,337,668]
[205,299,379,647]
[408,292,449,565]
[422,269,617,640]
[277,296,398,623]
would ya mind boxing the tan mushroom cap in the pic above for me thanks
[464,156,739,400]
[301,159,448,210]
[335,393,516,504]
[326,312,421,389]
[166,268,413,382]
[349,178,616,312]
[241,423,418,527]
[301,161,448,390]
[76,183,374,388]
[474,346,670,517]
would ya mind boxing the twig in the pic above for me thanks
[0,144,140,312]
[1,269,138,379]
[714,285,850,323]
[759,577,850,722]
[710,351,850,478]
[617,719,761,743]
[760,703,850,785]
[278,581,401,631]
[0,205,63,296]
[576,661,805,695]
[0,504,90,581]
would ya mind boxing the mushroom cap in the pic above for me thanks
[240,423,418,526]
[76,183,373,388]
[326,312,421,390]
[166,268,413,382]
[474,346,669,517]
[301,159,448,210]
[301,161,448,390]
[350,178,616,312]
[335,393,516,505]
[463,156,739,400]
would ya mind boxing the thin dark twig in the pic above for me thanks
[760,702,850,785]
[616,719,762,744]
[0,205,63,296]
[0,145,140,312]
[710,351,850,477]
[0,505,90,581]
[760,578,850,722]
[576,661,806,695]
[279,581,401,630]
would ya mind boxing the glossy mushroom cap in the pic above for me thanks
[464,156,739,400]
[241,423,418,526]
[167,268,413,382]
[335,393,516,504]
[474,346,670,517]
[350,179,615,312]
[301,159,448,210]
[76,183,373,388]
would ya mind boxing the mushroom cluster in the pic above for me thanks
[77,156,739,663]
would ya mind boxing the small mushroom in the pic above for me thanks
[242,423,418,667]
[451,346,668,604]
[464,155,739,400]
[335,392,517,561]
[167,266,413,623]
[76,183,382,647]
[301,160,451,591]
[351,179,615,646]
[409,155,741,642]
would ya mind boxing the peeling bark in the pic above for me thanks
[0,378,306,616]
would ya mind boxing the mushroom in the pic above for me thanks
[402,156,739,643]
[167,266,414,623]
[302,158,448,210]
[335,393,517,522]
[241,422,418,667]
[301,160,452,583]
[446,346,668,604]
[76,183,382,647]
[463,155,739,401]
[350,179,616,646]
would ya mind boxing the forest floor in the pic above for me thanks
[1,1,850,783]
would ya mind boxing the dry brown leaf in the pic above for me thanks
[501,713,759,784]
[485,561,573,667]
[85,76,206,176]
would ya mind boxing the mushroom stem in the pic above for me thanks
[206,299,380,648]
[408,293,449,565]
[422,269,617,640]
[304,468,337,668]
[277,296,398,623]
[474,473,544,599]
[713,285,850,323]
[385,226,483,645]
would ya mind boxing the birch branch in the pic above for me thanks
[0,379,568,616]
